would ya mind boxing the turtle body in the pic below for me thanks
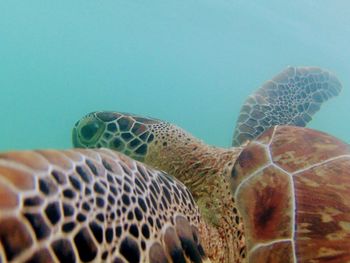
[0,127,349,263]
[71,66,349,262]
[0,66,348,263]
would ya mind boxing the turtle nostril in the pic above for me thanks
[80,121,100,141]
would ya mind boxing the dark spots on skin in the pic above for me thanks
[137,165,149,182]
[23,196,43,207]
[89,222,103,244]
[129,224,139,238]
[96,213,105,223]
[96,197,105,208]
[134,207,143,221]
[235,215,240,224]
[119,237,140,263]
[63,188,76,199]
[127,211,134,220]
[76,166,91,183]
[163,186,171,203]
[148,217,154,227]
[85,160,98,176]
[77,213,86,222]
[110,185,118,196]
[51,239,76,263]
[141,224,150,239]
[74,227,98,262]
[102,159,113,172]
[149,184,157,197]
[107,173,115,184]
[51,170,67,185]
[85,187,92,196]
[115,226,122,238]
[150,195,158,210]
[24,213,51,240]
[123,183,131,193]
[106,228,113,243]
[138,197,147,213]
[94,182,105,195]
[135,178,145,193]
[102,251,108,260]
[45,202,61,225]
[39,178,57,196]
[141,240,146,251]
[62,222,76,233]
[69,175,81,191]
[63,203,75,217]
[82,202,91,212]
[122,194,130,206]
[156,218,161,230]
[108,194,115,205]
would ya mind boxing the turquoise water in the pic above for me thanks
[1,0,349,151]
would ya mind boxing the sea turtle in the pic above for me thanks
[70,66,350,262]
[0,67,348,263]
[1,127,349,263]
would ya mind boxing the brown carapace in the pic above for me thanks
[232,126,350,262]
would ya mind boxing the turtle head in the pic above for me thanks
[73,111,165,162]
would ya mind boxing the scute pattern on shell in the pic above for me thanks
[0,149,206,263]
[231,125,350,262]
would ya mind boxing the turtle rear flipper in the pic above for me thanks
[232,66,342,146]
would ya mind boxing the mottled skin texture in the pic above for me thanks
[72,67,343,262]
[0,149,208,262]
[74,113,246,262]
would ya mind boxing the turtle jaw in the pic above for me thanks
[72,115,106,148]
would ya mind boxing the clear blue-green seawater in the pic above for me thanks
[1,0,349,151]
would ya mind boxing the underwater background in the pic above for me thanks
[1,0,349,151]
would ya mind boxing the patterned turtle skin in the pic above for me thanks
[72,66,345,262]
[73,112,247,262]
[0,149,208,263]
[231,126,350,262]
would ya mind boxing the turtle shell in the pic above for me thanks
[231,125,350,262]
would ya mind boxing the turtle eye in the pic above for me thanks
[80,121,101,141]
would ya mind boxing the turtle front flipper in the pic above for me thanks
[0,149,208,263]
[232,67,342,146]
